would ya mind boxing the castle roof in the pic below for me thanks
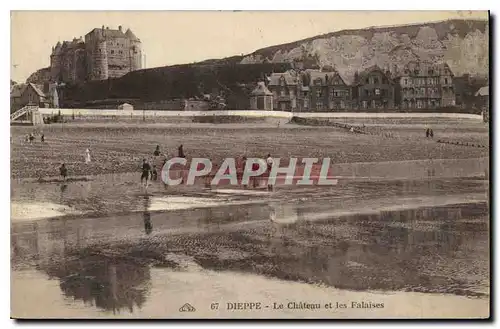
[125,28,140,41]
[251,82,273,96]
[88,27,127,40]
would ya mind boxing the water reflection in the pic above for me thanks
[11,197,489,316]
[11,220,155,314]
[43,253,151,314]
[193,202,489,297]
[143,196,152,235]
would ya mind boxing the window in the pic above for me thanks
[280,103,286,110]
[330,89,334,98]
[404,78,408,85]
[316,90,322,98]
[290,90,294,97]
[280,89,286,97]
[280,77,285,86]
[362,101,368,109]
[111,50,114,54]
[364,90,369,96]
[316,102,323,111]
[429,69,434,75]
[304,98,309,108]
[340,100,345,109]
[374,77,379,84]
[375,88,381,96]
[365,78,369,84]
[445,78,448,84]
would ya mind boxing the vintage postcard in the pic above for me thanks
[10,10,490,319]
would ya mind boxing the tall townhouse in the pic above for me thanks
[355,66,396,110]
[398,61,455,109]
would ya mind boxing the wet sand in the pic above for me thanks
[11,175,490,318]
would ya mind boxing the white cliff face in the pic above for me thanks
[240,23,489,80]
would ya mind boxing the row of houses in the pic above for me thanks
[251,61,486,112]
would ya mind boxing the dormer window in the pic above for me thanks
[280,77,285,86]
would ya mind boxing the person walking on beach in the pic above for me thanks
[60,163,68,182]
[151,165,158,181]
[178,144,185,158]
[29,133,35,144]
[141,158,152,187]
[266,154,274,191]
[153,145,161,156]
[429,129,434,139]
[85,148,91,164]
[426,128,430,138]
[40,134,45,143]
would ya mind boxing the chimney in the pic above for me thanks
[102,25,105,30]
[118,25,122,32]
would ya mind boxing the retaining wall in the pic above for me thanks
[38,108,483,124]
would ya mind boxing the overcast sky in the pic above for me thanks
[11,11,487,82]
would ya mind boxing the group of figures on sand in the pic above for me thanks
[140,144,186,187]
[140,144,275,190]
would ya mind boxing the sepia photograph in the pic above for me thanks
[9,10,490,319]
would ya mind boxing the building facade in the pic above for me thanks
[49,25,142,84]
[10,83,56,112]
[301,68,352,112]
[355,66,396,110]
[267,71,300,111]
[398,61,455,109]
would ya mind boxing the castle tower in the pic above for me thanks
[50,42,62,82]
[85,27,108,80]
[125,28,142,71]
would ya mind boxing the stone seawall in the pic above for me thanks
[38,109,483,124]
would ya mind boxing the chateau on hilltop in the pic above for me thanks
[49,25,142,84]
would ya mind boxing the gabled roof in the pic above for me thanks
[356,65,395,85]
[251,82,273,96]
[476,86,489,97]
[268,71,298,86]
[305,69,347,86]
[28,83,46,98]
[400,61,454,77]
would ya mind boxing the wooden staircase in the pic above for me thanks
[10,104,44,125]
